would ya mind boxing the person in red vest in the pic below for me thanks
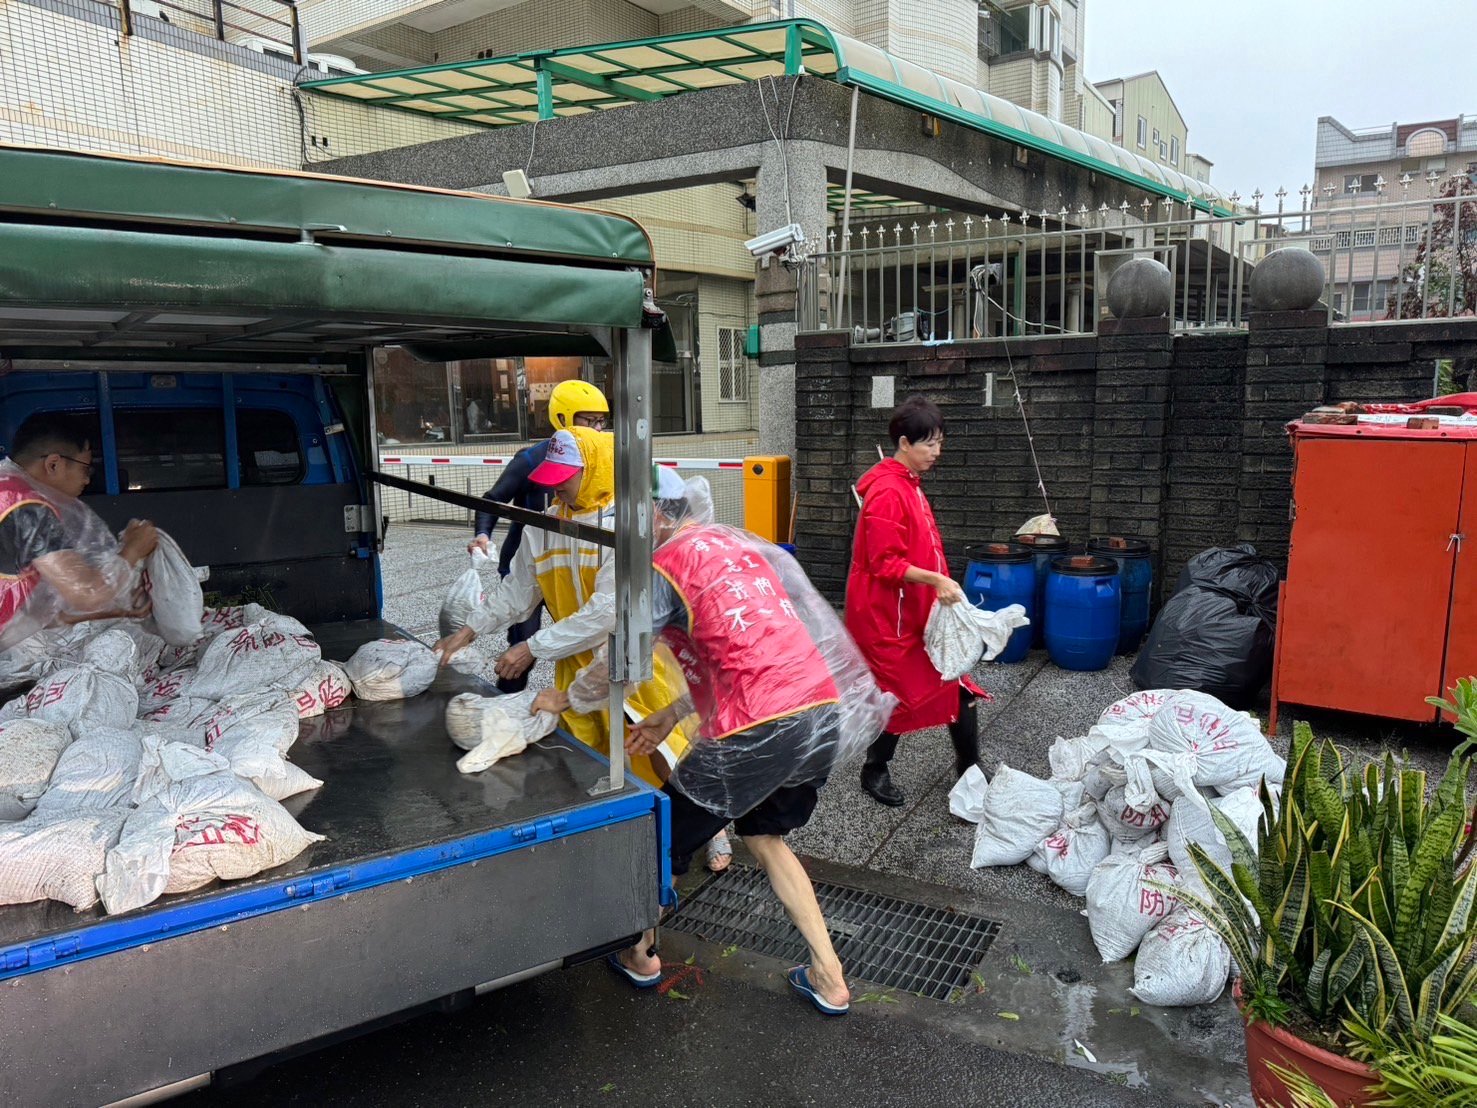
[535,468,894,1017]
[845,395,988,807]
[0,414,157,650]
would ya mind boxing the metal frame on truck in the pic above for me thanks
[0,145,669,1105]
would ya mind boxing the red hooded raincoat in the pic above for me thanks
[845,458,978,734]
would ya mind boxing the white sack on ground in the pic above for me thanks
[344,639,438,702]
[924,601,1029,680]
[1093,690,1173,751]
[439,547,492,638]
[99,740,322,914]
[252,761,323,802]
[21,660,140,734]
[189,692,302,780]
[138,670,195,717]
[1165,794,1234,898]
[1146,690,1285,791]
[949,765,989,822]
[189,619,321,701]
[1084,840,1181,962]
[32,727,145,813]
[0,719,73,820]
[0,808,128,910]
[141,530,204,647]
[1211,787,1265,844]
[1049,733,1111,783]
[1131,910,1231,1006]
[970,765,1064,868]
[1027,802,1111,897]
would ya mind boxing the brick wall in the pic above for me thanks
[794,316,1477,603]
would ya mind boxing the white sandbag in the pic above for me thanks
[1110,829,1165,855]
[139,530,204,647]
[189,619,321,701]
[190,692,302,780]
[33,727,146,813]
[1131,911,1231,1007]
[281,659,352,718]
[0,629,69,691]
[0,694,27,724]
[970,765,1064,868]
[139,694,212,727]
[948,765,989,823]
[99,745,322,914]
[1097,783,1172,842]
[1049,732,1111,782]
[21,659,141,735]
[445,690,558,773]
[0,808,128,910]
[343,639,439,702]
[1084,841,1181,962]
[1165,794,1234,897]
[1052,776,1086,812]
[1211,787,1265,845]
[924,601,1029,681]
[439,547,493,638]
[1146,691,1285,791]
[1028,802,1111,897]
[138,669,195,717]
[0,719,73,820]
[200,604,267,637]
[1094,690,1172,752]
[252,761,323,803]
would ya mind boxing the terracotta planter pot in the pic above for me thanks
[1233,981,1379,1107]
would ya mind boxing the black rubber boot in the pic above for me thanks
[949,686,981,780]
[861,731,904,806]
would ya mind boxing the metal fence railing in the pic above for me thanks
[376,454,749,530]
[109,0,303,64]
[797,175,1477,341]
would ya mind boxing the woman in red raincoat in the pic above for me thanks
[845,396,986,807]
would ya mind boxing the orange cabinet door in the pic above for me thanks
[1442,443,1477,702]
[1278,438,1465,722]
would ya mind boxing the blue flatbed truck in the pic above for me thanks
[0,145,672,1106]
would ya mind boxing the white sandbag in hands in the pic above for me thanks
[970,765,1063,868]
[344,639,439,702]
[139,530,204,647]
[925,602,1029,681]
[445,689,558,774]
[439,546,493,638]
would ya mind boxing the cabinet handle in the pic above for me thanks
[1449,532,1466,552]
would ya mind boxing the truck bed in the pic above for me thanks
[0,619,669,1107]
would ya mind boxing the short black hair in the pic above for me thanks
[888,396,945,447]
[11,413,91,464]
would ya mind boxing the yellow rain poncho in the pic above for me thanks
[465,427,689,785]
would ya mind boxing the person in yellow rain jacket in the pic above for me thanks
[433,426,690,787]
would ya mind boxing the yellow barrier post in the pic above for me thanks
[742,455,792,542]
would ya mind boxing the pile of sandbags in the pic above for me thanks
[963,688,1285,1007]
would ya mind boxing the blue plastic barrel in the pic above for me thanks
[1044,554,1122,672]
[777,542,797,557]
[1014,534,1072,645]
[1087,537,1153,653]
[963,542,1036,663]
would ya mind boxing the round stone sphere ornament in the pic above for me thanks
[1249,247,1326,311]
[1105,257,1173,319]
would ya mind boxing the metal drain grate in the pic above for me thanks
[667,863,1000,1000]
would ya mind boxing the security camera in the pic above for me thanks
[745,223,806,257]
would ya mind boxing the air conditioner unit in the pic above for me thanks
[132,0,170,21]
[307,52,367,76]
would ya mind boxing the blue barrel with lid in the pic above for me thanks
[1014,533,1073,645]
[1044,554,1121,672]
[1087,536,1153,653]
[963,542,1035,663]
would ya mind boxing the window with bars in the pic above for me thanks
[718,327,750,402]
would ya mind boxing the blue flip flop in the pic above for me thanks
[787,965,849,1016]
[607,952,662,989]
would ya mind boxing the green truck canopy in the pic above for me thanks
[0,146,659,362]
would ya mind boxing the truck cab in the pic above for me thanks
[0,145,670,1106]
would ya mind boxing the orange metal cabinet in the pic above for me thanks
[1272,419,1477,726]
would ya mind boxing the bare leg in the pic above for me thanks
[745,835,849,1008]
[619,928,660,977]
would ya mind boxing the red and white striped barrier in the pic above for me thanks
[379,454,745,471]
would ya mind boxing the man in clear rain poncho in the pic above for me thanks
[0,414,158,652]
[534,468,896,1017]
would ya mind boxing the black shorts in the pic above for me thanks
[662,704,837,877]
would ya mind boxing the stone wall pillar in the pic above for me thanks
[1088,316,1173,543]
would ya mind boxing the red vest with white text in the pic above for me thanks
[653,525,837,740]
[0,474,56,632]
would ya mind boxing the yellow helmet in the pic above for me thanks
[548,379,610,431]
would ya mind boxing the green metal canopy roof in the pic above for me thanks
[0,145,659,361]
[302,18,1238,216]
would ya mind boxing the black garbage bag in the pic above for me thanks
[1131,545,1280,709]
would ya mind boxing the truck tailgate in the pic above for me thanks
[0,620,669,1107]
